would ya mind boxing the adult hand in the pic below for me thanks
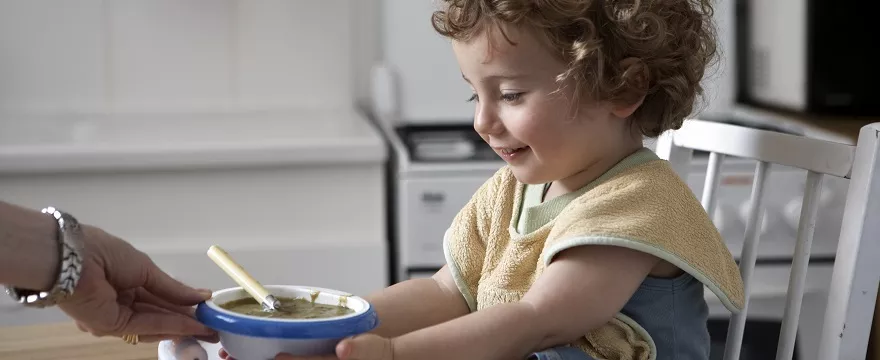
[60,225,217,343]
[218,334,394,360]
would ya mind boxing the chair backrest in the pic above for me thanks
[655,118,880,360]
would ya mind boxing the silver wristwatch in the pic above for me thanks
[5,207,85,308]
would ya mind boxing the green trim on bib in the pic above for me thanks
[614,312,658,360]
[544,236,742,314]
[443,228,477,312]
[515,148,661,235]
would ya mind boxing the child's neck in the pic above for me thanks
[543,142,643,202]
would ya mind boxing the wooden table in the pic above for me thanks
[0,322,158,360]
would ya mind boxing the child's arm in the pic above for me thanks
[363,265,471,338]
[380,245,660,360]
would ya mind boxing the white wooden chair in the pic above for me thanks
[655,118,880,360]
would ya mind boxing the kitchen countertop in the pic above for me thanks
[730,105,878,145]
[0,322,157,360]
[0,107,387,174]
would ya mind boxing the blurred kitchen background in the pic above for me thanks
[0,1,876,359]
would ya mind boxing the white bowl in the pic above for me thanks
[195,285,378,359]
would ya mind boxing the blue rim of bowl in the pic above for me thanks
[195,292,379,339]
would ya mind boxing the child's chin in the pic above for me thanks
[510,167,548,185]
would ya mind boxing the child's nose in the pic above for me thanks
[473,104,503,136]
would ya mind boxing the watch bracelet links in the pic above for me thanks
[4,207,85,307]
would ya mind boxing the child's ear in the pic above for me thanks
[611,57,649,119]
[611,97,645,119]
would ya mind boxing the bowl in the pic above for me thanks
[195,285,379,359]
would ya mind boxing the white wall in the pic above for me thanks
[0,1,389,326]
[351,0,382,109]
[0,0,381,116]
[0,0,730,119]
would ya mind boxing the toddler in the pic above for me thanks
[222,0,745,359]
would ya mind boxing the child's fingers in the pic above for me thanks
[335,334,392,360]
[336,339,354,359]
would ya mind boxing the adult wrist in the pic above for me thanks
[0,202,59,290]
[4,207,86,307]
[30,216,61,292]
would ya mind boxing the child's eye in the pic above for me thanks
[501,92,523,102]
[466,94,479,102]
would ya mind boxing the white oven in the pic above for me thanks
[377,123,504,282]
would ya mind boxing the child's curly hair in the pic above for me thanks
[431,0,717,137]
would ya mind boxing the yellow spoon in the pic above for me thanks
[207,245,281,311]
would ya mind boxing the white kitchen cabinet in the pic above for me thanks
[0,108,388,327]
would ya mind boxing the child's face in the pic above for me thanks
[452,24,640,186]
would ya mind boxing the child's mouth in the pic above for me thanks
[497,146,530,160]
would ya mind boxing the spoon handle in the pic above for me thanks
[207,245,279,310]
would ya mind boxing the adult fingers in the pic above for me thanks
[129,302,215,341]
[133,287,198,317]
[128,334,216,344]
[75,321,90,333]
[141,260,212,306]
[79,301,214,341]
[195,333,220,344]
[119,303,214,337]
[127,334,180,343]
[86,231,209,307]
[130,301,191,319]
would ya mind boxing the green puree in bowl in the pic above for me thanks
[219,296,354,319]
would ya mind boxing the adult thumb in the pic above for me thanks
[143,261,212,305]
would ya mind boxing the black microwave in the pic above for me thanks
[735,0,879,117]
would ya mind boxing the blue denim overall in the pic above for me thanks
[529,272,711,360]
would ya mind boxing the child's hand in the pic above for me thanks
[218,334,394,360]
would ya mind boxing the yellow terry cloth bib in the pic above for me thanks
[443,154,745,360]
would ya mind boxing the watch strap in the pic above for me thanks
[5,207,85,308]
